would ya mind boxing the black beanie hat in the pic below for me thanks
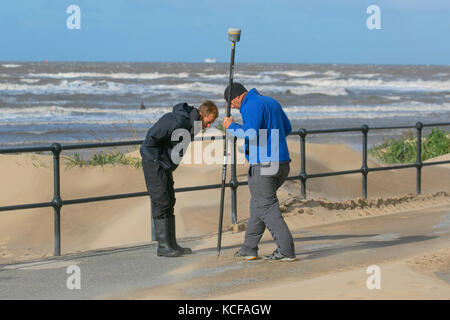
[224,83,247,104]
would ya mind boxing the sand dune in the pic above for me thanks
[0,140,449,263]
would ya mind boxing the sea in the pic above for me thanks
[0,62,449,150]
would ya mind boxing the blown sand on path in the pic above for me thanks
[210,250,450,300]
[0,140,449,264]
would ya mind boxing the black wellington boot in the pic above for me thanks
[154,217,182,257]
[168,215,192,254]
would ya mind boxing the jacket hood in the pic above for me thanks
[172,102,200,130]
[172,102,193,117]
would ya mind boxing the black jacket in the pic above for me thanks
[140,103,200,171]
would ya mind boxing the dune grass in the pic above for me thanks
[63,149,142,168]
[369,128,450,164]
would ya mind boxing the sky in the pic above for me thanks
[0,0,449,65]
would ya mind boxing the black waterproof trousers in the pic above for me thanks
[142,159,175,219]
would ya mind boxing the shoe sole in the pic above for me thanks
[157,253,182,257]
[245,256,260,260]
[157,250,182,257]
[264,257,296,262]
[235,255,260,260]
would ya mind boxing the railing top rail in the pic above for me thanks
[61,140,144,151]
[292,127,362,135]
[369,125,416,130]
[61,135,227,151]
[0,135,227,154]
[0,145,53,154]
[422,122,450,128]
[0,122,449,154]
[291,121,450,136]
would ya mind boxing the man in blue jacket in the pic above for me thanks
[223,83,296,261]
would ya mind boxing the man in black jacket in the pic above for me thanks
[140,101,218,257]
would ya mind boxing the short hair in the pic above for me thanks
[198,100,219,119]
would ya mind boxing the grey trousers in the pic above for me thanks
[240,162,295,257]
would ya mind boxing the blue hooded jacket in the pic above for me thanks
[227,88,291,164]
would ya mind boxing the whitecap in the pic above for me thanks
[287,78,450,92]
[27,72,189,80]
[1,64,21,68]
[261,70,316,78]
[0,79,222,95]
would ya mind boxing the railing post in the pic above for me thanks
[416,122,423,195]
[299,129,307,199]
[51,143,62,256]
[361,125,369,199]
[230,136,238,225]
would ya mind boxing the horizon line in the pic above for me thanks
[1,60,449,67]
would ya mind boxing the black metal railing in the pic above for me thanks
[291,121,450,198]
[0,121,449,257]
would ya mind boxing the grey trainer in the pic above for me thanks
[264,249,296,262]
